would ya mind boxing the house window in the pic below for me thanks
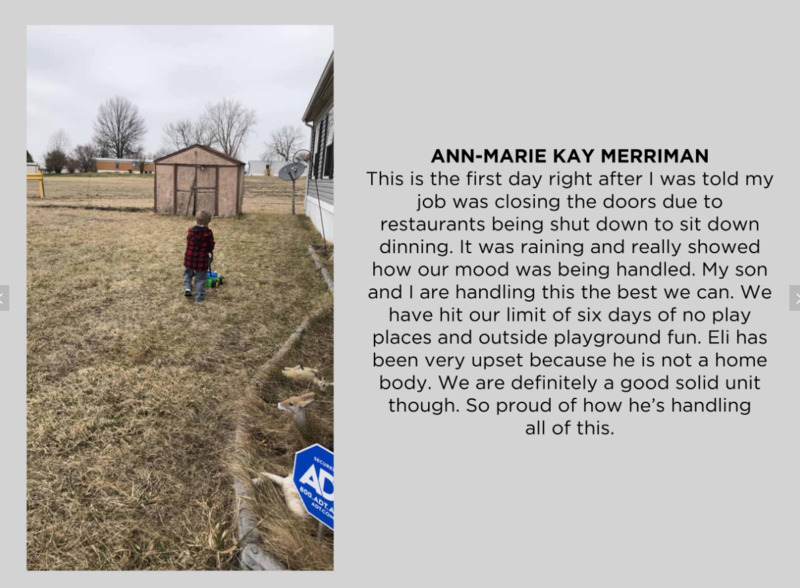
[313,116,326,179]
[312,107,334,180]
[323,109,333,179]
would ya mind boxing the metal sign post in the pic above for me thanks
[27,172,45,198]
[292,444,334,530]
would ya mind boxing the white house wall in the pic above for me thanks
[305,177,333,205]
[304,193,334,242]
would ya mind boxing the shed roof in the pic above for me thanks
[302,52,334,123]
[154,144,245,166]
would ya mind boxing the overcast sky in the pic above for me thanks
[27,25,333,164]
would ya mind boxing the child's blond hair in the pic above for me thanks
[196,210,212,225]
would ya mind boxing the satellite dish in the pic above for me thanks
[278,162,307,215]
[279,162,306,181]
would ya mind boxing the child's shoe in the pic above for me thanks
[184,289,192,297]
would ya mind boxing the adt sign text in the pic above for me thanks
[293,444,334,530]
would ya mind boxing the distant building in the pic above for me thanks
[303,52,334,241]
[94,157,155,173]
[248,160,268,176]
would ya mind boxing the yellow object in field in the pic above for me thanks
[27,172,45,198]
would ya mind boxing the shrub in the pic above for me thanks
[44,149,67,174]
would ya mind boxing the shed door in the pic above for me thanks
[175,165,218,217]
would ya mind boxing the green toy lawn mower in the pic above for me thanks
[206,253,225,288]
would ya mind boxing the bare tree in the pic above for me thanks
[73,144,97,173]
[162,118,212,151]
[129,144,145,159]
[261,125,306,162]
[204,98,256,158]
[49,129,71,154]
[133,147,152,174]
[92,96,147,158]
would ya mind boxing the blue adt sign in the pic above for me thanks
[293,444,334,530]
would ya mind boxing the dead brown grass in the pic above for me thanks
[231,306,334,570]
[27,174,154,202]
[27,175,330,570]
[243,175,307,215]
[311,243,334,279]
[28,174,307,216]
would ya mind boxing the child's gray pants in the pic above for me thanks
[183,267,206,302]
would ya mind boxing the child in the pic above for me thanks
[183,210,215,303]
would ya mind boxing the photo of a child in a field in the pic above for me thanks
[183,210,215,303]
[27,25,333,571]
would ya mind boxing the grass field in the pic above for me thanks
[27,174,331,570]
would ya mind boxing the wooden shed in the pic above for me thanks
[154,144,245,217]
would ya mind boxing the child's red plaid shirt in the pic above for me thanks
[184,225,215,270]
